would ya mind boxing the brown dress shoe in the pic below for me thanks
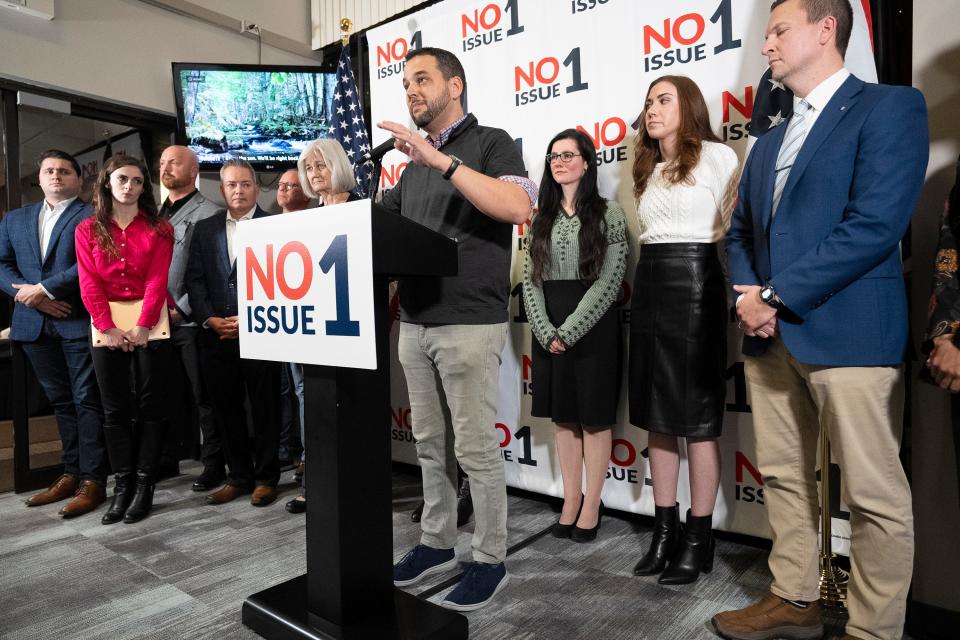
[59,480,106,518]
[251,485,278,507]
[206,484,251,505]
[712,592,823,640]
[25,474,79,507]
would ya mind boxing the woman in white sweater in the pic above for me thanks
[629,75,739,585]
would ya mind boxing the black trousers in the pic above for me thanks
[199,331,281,488]
[165,325,222,470]
[91,339,171,477]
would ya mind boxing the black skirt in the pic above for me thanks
[628,243,727,437]
[531,280,621,426]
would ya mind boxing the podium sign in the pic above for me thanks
[236,199,377,369]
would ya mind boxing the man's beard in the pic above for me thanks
[162,174,191,190]
[410,90,451,128]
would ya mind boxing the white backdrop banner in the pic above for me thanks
[369,0,878,553]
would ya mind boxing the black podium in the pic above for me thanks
[241,205,467,639]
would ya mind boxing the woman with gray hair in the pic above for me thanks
[285,139,359,515]
[296,138,360,207]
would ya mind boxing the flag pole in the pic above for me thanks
[819,423,849,606]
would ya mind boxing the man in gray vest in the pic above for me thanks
[158,145,223,490]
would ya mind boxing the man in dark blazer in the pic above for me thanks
[0,149,105,517]
[158,145,224,490]
[185,158,281,507]
[715,2,928,640]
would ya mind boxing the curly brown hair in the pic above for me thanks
[91,155,162,256]
[632,75,719,200]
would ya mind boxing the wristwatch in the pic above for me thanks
[442,155,462,180]
[759,284,784,309]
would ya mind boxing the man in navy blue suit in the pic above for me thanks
[714,1,928,639]
[185,158,282,508]
[0,150,105,517]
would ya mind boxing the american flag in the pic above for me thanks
[748,67,794,145]
[329,45,372,197]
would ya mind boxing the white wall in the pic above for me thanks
[0,0,318,115]
[911,0,960,615]
[0,0,321,210]
[198,0,312,45]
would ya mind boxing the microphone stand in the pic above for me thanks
[367,158,383,201]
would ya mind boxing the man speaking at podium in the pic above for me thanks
[378,47,536,611]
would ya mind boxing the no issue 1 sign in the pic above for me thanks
[236,199,377,369]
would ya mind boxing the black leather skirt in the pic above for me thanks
[628,243,727,437]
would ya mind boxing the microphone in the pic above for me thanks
[360,137,398,164]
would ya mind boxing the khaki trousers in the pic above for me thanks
[744,338,913,640]
[398,322,509,564]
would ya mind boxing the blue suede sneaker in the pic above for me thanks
[440,561,509,611]
[393,545,457,587]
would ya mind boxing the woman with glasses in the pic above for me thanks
[629,75,739,584]
[76,155,174,524]
[284,139,360,515]
[522,129,628,542]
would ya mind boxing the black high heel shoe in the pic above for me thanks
[551,494,584,539]
[571,500,604,543]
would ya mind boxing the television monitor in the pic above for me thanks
[172,62,337,171]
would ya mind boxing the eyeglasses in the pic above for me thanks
[277,182,302,191]
[546,152,582,164]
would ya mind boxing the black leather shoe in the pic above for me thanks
[410,500,424,522]
[633,503,680,576]
[192,468,226,492]
[571,501,604,543]
[658,510,714,585]
[285,497,306,514]
[456,476,473,527]
[123,472,156,524]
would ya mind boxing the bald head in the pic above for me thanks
[159,145,199,198]
[277,168,310,212]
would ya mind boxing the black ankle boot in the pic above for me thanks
[122,472,155,523]
[101,473,134,525]
[633,503,680,575]
[658,510,714,585]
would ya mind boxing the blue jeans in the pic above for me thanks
[20,324,105,482]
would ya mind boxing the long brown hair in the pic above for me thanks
[632,75,719,200]
[91,155,162,256]
[530,129,608,285]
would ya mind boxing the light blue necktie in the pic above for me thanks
[772,99,811,217]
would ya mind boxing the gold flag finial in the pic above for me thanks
[340,18,352,46]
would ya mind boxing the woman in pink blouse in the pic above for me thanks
[76,155,173,525]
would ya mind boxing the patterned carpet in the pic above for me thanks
[0,462,869,640]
